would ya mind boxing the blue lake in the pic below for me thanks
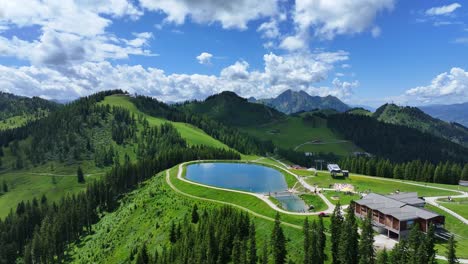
[186,162,308,212]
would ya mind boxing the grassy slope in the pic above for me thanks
[303,171,457,197]
[68,166,313,264]
[437,197,468,219]
[240,116,361,156]
[100,95,229,149]
[427,205,468,258]
[0,95,230,218]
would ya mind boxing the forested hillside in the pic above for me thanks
[373,103,468,147]
[327,113,468,163]
[0,92,60,129]
[176,91,285,126]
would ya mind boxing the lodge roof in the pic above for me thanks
[354,193,440,221]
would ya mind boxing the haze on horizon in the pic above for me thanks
[0,0,467,107]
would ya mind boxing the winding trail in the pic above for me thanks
[294,140,350,151]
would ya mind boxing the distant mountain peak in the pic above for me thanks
[258,89,350,114]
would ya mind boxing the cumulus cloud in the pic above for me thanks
[426,3,461,16]
[0,51,353,101]
[403,67,468,104]
[291,0,394,40]
[196,52,213,65]
[0,0,151,66]
[139,0,278,30]
[257,19,280,39]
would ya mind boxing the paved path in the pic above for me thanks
[165,170,302,229]
[425,195,468,224]
[294,140,349,151]
[175,161,333,215]
[166,161,468,263]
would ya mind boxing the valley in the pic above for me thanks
[0,91,467,263]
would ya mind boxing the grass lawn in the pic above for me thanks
[426,205,468,259]
[303,171,457,199]
[68,169,314,264]
[240,116,361,156]
[100,95,229,150]
[300,194,327,211]
[437,197,468,219]
[323,191,361,205]
[0,160,105,218]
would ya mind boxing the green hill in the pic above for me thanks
[373,103,468,147]
[0,92,60,129]
[346,107,372,116]
[0,92,234,218]
[177,91,285,126]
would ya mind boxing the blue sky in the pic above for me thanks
[0,0,467,106]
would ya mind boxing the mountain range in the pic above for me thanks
[250,89,350,114]
[420,102,468,127]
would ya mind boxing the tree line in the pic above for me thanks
[339,157,468,185]
[327,113,468,164]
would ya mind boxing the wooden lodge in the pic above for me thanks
[352,192,445,240]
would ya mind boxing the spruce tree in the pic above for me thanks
[262,239,269,264]
[330,202,343,264]
[192,204,199,224]
[77,166,85,183]
[248,223,257,264]
[424,224,436,264]
[317,217,326,264]
[169,222,177,243]
[271,213,287,264]
[338,203,359,264]
[376,248,388,264]
[446,235,459,264]
[136,244,149,264]
[461,164,468,181]
[359,211,375,264]
[2,179,7,193]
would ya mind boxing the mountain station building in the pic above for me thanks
[352,192,445,240]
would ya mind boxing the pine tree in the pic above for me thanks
[424,224,436,264]
[359,211,375,264]
[338,203,359,264]
[169,222,177,243]
[331,202,343,264]
[136,244,149,264]
[262,239,269,264]
[446,235,459,264]
[317,217,326,264]
[77,166,85,183]
[461,164,468,181]
[248,223,257,264]
[2,179,7,193]
[191,204,199,224]
[376,248,388,264]
[271,213,287,264]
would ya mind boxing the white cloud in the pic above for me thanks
[196,52,213,65]
[426,3,461,16]
[403,67,468,104]
[139,0,278,30]
[257,19,280,38]
[0,51,353,101]
[453,37,468,44]
[280,35,306,51]
[0,0,151,66]
[292,0,395,40]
